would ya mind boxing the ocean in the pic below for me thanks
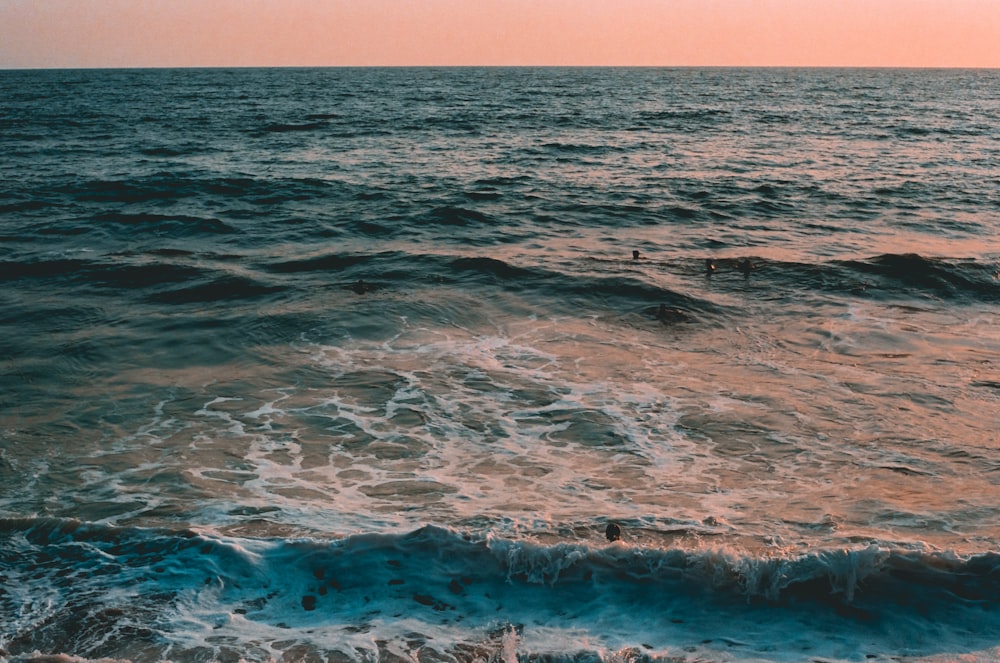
[1,67,998,662]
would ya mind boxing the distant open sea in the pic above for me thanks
[1,67,999,662]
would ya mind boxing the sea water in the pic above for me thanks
[1,67,999,662]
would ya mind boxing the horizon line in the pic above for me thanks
[3,64,999,72]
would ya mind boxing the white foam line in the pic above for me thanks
[244,388,295,423]
[195,397,248,436]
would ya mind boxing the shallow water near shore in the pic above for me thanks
[1,67,999,662]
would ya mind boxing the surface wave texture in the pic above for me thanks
[1,67,999,663]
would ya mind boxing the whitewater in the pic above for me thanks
[1,67,998,662]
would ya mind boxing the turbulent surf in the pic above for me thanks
[1,67,998,662]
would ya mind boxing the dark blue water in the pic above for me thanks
[1,67,999,662]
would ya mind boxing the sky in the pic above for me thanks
[1,0,998,69]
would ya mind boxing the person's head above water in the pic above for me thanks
[605,522,622,542]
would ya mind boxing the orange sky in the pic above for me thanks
[1,0,998,68]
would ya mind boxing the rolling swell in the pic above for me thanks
[424,206,494,227]
[256,251,720,316]
[55,173,342,207]
[447,256,718,314]
[2,519,997,662]
[839,253,1000,302]
[0,255,233,296]
[257,120,329,134]
[92,211,236,236]
[713,253,1000,304]
[7,248,991,325]
[150,273,284,304]
[266,252,375,274]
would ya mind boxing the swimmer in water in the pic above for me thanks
[605,522,622,542]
